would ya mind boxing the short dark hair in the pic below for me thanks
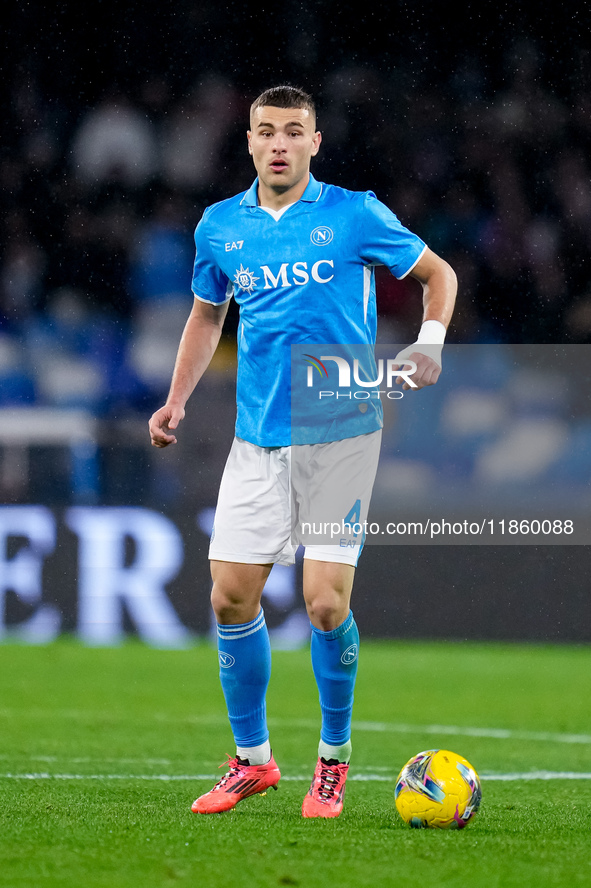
[250,85,316,124]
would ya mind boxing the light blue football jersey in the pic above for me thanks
[191,174,426,446]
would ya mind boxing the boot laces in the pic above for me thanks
[317,760,343,800]
[213,755,243,790]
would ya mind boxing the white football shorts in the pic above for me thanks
[209,429,382,567]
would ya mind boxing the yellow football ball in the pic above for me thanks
[394,749,482,829]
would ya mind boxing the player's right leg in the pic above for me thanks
[191,752,281,814]
[191,561,281,813]
[192,438,295,814]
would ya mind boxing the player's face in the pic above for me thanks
[247,106,321,196]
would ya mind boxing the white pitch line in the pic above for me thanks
[0,755,172,765]
[0,773,389,782]
[350,721,591,745]
[2,708,590,746]
[0,773,216,781]
[2,772,591,782]
[268,718,591,746]
[483,772,591,781]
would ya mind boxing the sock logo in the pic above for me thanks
[218,651,236,668]
[341,643,358,665]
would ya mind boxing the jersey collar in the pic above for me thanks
[240,173,323,207]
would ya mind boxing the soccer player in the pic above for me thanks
[148,85,457,818]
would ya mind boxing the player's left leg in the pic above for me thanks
[301,559,357,818]
[292,430,381,818]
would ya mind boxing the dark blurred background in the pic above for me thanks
[2,2,591,643]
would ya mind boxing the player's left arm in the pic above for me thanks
[395,247,458,390]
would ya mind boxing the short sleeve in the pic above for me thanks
[191,213,233,304]
[358,192,427,279]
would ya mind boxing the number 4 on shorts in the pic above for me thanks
[344,500,361,537]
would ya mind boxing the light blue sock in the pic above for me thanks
[310,610,359,746]
[217,609,271,747]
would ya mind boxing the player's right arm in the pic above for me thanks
[148,297,229,448]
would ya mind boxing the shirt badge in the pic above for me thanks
[310,226,334,245]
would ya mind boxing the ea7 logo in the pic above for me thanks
[225,241,244,251]
[218,652,235,668]
[261,260,334,289]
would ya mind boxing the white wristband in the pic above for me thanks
[416,319,446,344]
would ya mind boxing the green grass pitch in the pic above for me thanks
[1,639,591,887]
